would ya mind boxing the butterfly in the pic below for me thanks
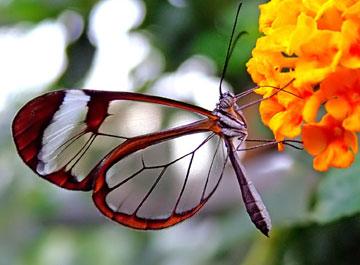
[11,2,299,237]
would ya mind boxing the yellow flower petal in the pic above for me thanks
[317,5,343,31]
[259,0,301,34]
[340,19,360,68]
[288,13,317,55]
[344,130,359,153]
[259,97,284,125]
[303,94,322,122]
[268,111,286,133]
[268,107,302,138]
[313,146,334,171]
[325,97,351,121]
[302,124,328,155]
[335,0,359,12]
[332,143,355,168]
[343,107,360,131]
[342,1,360,18]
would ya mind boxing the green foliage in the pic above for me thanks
[0,0,97,23]
[311,155,360,224]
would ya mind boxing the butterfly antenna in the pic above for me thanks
[229,31,248,62]
[219,1,243,98]
[238,78,298,110]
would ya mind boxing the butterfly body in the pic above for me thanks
[214,92,248,138]
[214,92,271,236]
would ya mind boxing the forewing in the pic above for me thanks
[92,131,228,229]
[12,89,215,190]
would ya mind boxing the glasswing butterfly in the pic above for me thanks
[11,2,299,236]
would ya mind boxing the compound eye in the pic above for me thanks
[219,97,233,109]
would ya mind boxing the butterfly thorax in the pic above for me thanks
[213,92,248,140]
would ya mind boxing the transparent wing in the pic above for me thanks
[92,131,228,229]
[12,89,217,190]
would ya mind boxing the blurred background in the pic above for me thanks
[1,0,360,264]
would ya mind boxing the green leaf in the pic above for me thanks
[311,159,360,223]
[0,0,97,24]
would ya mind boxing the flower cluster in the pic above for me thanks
[246,0,360,171]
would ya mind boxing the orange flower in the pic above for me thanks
[304,69,360,129]
[247,0,360,171]
[303,115,358,171]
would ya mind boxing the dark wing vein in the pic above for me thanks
[108,132,216,192]
[201,135,222,200]
[66,134,97,171]
[134,166,168,215]
[173,151,195,212]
